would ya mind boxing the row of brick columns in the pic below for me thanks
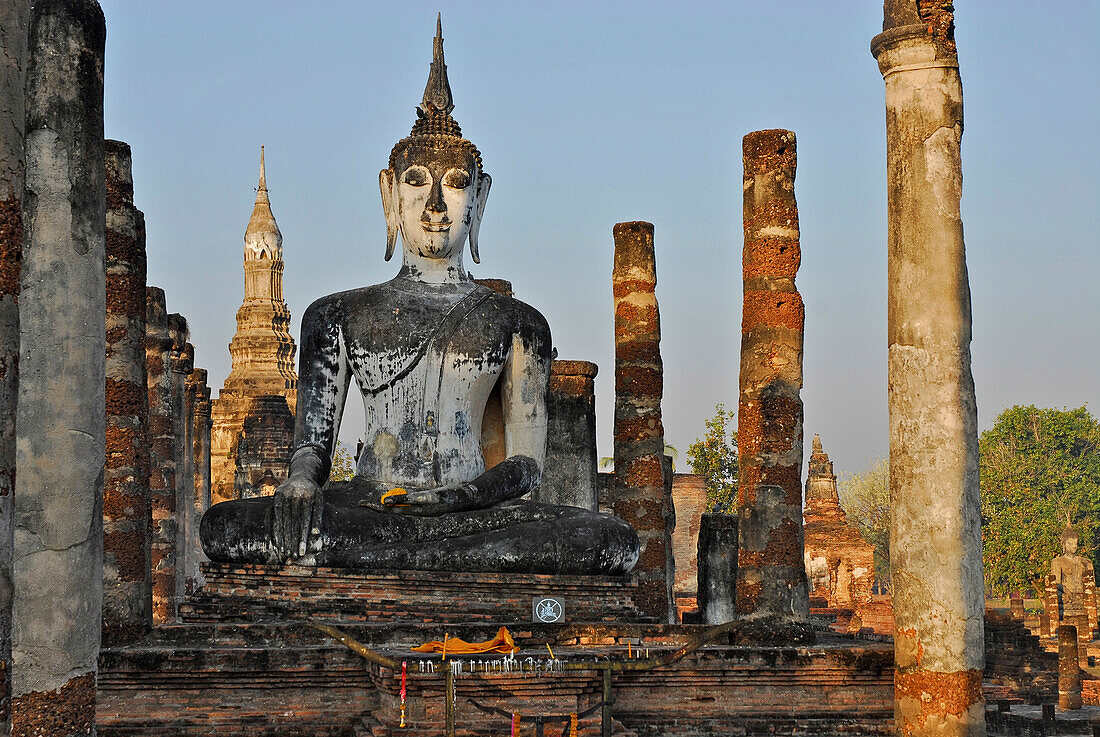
[0,2,213,732]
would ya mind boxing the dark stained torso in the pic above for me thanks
[296,276,551,492]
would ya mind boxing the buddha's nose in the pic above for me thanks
[425,180,446,215]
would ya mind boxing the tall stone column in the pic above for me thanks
[612,221,673,622]
[0,3,29,731]
[735,129,809,623]
[103,139,151,646]
[190,368,212,513]
[145,288,177,624]
[187,366,210,591]
[13,1,105,733]
[168,325,192,608]
[872,3,984,733]
[540,359,599,510]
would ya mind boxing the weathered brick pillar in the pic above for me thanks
[146,288,177,624]
[735,130,809,623]
[103,139,151,646]
[13,1,105,733]
[1058,624,1082,710]
[540,359,599,510]
[872,3,984,733]
[187,367,211,591]
[0,3,29,731]
[612,221,673,622]
[168,326,192,609]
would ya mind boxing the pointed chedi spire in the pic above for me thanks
[258,144,267,192]
[244,145,282,261]
[421,14,454,116]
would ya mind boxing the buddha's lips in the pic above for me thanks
[421,220,451,232]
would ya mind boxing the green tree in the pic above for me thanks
[330,442,356,482]
[838,457,891,588]
[980,405,1100,595]
[686,404,738,513]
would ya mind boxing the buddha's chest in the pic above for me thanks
[342,297,513,409]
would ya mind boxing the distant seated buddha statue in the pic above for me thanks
[200,21,639,575]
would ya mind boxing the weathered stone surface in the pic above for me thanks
[209,148,298,504]
[103,139,151,646]
[13,2,105,734]
[612,220,674,622]
[872,5,984,733]
[539,359,599,510]
[803,435,875,611]
[146,288,177,624]
[736,129,809,623]
[201,22,638,578]
[0,2,29,730]
[697,513,738,624]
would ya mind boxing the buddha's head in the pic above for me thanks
[381,17,491,269]
[1061,524,1079,555]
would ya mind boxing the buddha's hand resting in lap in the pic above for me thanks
[356,483,478,517]
[270,476,324,560]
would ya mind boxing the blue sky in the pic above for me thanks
[98,1,1099,478]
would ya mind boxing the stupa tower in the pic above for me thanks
[209,148,298,503]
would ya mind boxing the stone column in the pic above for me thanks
[190,368,212,513]
[539,359,599,510]
[168,326,192,608]
[1058,624,1082,710]
[735,129,809,623]
[146,288,177,624]
[13,1,105,733]
[103,139,151,646]
[188,367,211,591]
[612,221,673,622]
[0,3,29,731]
[872,4,984,733]
[697,514,738,624]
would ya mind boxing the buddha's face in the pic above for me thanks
[1065,536,1078,555]
[392,143,481,261]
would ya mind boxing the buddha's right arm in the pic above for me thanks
[288,299,352,488]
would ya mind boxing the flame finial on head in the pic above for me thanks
[421,14,454,116]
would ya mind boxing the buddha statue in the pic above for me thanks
[200,20,640,576]
[1047,524,1096,637]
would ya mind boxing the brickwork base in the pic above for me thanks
[98,621,894,737]
[183,563,648,624]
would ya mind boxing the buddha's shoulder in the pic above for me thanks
[481,290,550,337]
[302,284,397,318]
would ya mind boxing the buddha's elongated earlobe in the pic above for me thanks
[468,172,491,264]
[380,169,399,261]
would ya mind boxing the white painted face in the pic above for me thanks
[395,145,478,261]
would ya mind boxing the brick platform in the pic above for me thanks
[98,622,894,737]
[181,563,650,624]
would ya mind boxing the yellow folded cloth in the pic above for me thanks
[412,626,518,655]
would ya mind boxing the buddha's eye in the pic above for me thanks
[443,170,470,189]
[403,168,429,186]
